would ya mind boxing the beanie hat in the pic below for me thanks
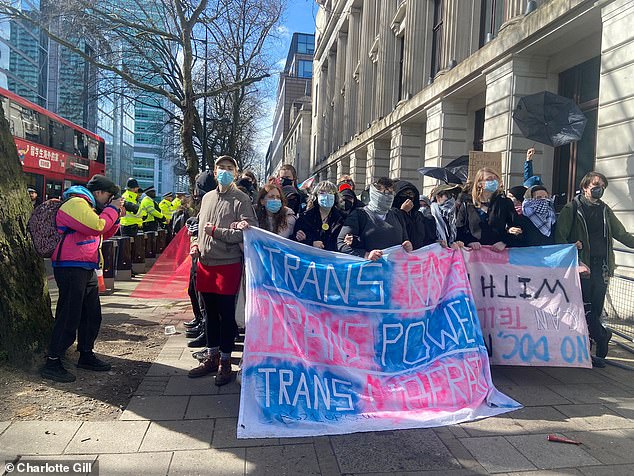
[126,178,139,189]
[86,175,119,195]
[508,185,527,202]
[338,183,352,192]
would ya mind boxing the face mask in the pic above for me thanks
[590,186,604,200]
[217,170,234,186]
[342,199,353,211]
[483,180,499,193]
[367,185,394,214]
[318,193,335,209]
[265,198,282,213]
[280,177,293,187]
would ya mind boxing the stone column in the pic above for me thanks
[356,0,377,133]
[423,100,469,194]
[349,149,368,188]
[483,56,552,188]
[327,165,337,183]
[337,155,350,181]
[316,63,329,165]
[323,52,336,157]
[438,0,479,74]
[367,139,391,184]
[376,0,398,117]
[390,123,424,186]
[343,7,361,141]
[504,0,525,23]
[404,0,433,97]
[598,0,634,271]
[333,32,347,151]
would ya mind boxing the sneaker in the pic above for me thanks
[596,329,613,359]
[41,358,76,383]
[192,348,210,361]
[185,324,204,338]
[184,317,201,329]
[591,356,607,368]
[187,333,207,348]
[215,359,233,386]
[77,352,112,371]
[188,353,219,378]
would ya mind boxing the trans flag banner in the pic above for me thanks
[238,228,520,438]
[462,245,591,368]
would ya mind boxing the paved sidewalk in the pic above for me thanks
[3,286,634,475]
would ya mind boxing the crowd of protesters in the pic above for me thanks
[37,147,634,383]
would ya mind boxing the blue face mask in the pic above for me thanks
[318,193,335,209]
[483,180,499,193]
[217,170,234,186]
[265,198,282,213]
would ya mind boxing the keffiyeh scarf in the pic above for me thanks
[431,198,457,244]
[522,198,556,237]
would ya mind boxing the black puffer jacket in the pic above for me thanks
[392,180,437,250]
[457,192,522,246]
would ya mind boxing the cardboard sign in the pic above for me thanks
[468,151,502,180]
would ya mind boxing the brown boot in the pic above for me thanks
[215,358,233,386]
[188,353,219,378]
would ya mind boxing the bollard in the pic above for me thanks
[156,228,167,254]
[145,231,157,272]
[114,236,132,281]
[101,239,117,294]
[131,233,146,275]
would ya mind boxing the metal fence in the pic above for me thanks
[604,272,634,343]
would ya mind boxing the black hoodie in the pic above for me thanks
[392,180,437,250]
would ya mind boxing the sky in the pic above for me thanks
[252,0,318,173]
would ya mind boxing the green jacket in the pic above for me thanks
[141,195,164,223]
[555,196,634,276]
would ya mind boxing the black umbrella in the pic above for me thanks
[417,166,464,184]
[513,91,587,147]
[445,155,469,183]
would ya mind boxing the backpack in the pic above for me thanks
[27,199,66,258]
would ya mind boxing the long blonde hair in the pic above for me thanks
[472,167,502,207]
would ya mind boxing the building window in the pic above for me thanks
[430,0,443,79]
[297,59,313,78]
[473,108,485,151]
[297,34,315,55]
[397,35,405,101]
[479,0,505,47]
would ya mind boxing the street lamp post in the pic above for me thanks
[203,26,208,168]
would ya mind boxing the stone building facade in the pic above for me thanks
[311,0,634,273]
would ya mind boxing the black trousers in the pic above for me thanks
[188,258,205,321]
[120,224,139,237]
[581,258,609,351]
[201,292,237,354]
[48,267,102,359]
[143,221,159,232]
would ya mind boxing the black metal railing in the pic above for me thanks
[604,270,634,342]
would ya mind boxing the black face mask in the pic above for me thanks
[590,186,604,200]
[281,177,293,187]
[342,199,353,211]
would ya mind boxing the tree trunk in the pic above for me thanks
[0,107,53,364]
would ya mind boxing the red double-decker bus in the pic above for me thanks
[0,86,106,200]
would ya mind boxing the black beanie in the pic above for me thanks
[86,175,119,195]
[508,185,527,203]
[126,178,139,189]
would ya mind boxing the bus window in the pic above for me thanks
[87,137,98,161]
[74,130,88,158]
[22,109,41,143]
[10,101,24,139]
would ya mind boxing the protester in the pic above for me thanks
[189,155,257,385]
[523,147,543,188]
[141,186,165,232]
[457,167,522,251]
[555,171,634,367]
[277,164,306,213]
[41,175,123,383]
[337,174,356,191]
[392,180,437,250]
[159,191,177,226]
[517,185,556,246]
[507,185,527,215]
[338,177,413,260]
[418,195,433,219]
[254,183,296,238]
[294,181,345,251]
[120,178,144,237]
[340,187,363,216]
[430,183,464,248]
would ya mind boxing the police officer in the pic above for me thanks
[159,191,177,225]
[120,178,144,237]
[141,186,165,232]
[172,192,185,210]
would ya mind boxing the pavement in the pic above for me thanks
[3,278,634,475]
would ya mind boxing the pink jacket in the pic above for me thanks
[52,196,120,269]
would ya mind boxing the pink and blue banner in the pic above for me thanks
[462,245,591,368]
[238,228,521,438]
